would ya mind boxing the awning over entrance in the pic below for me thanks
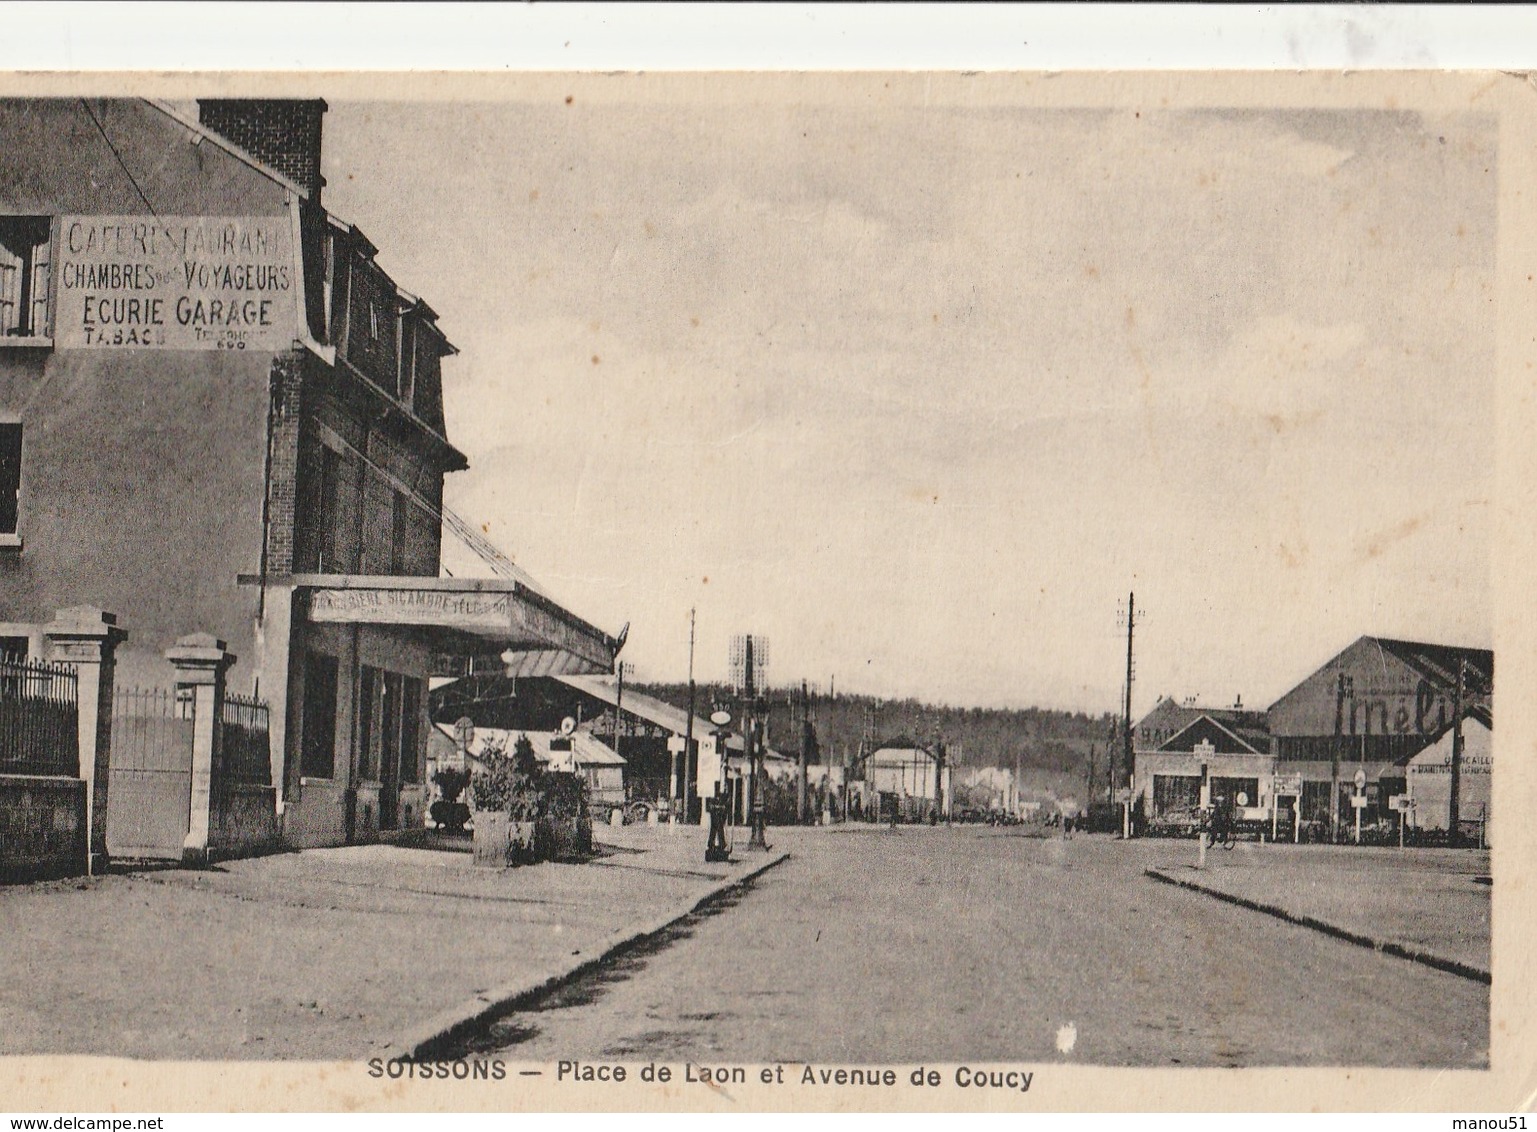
[246,574,620,676]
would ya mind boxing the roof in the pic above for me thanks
[1268,636,1495,736]
[433,724,626,767]
[1136,697,1269,736]
[555,674,718,740]
[868,745,936,765]
[146,99,310,199]
[1373,638,1493,726]
[1158,714,1267,756]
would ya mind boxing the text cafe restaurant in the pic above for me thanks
[0,97,620,849]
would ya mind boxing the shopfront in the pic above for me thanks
[259,575,619,848]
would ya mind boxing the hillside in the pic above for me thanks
[632,681,1122,803]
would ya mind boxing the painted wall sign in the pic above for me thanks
[55,216,293,350]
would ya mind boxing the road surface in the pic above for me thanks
[462,825,1488,1068]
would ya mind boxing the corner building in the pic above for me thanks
[0,98,617,848]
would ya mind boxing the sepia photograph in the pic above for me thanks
[0,59,1530,1113]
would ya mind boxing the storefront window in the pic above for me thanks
[1212,776,1259,808]
[1152,774,1200,817]
[399,678,422,784]
[299,652,339,779]
[357,665,381,781]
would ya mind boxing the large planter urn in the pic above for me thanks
[472,811,510,868]
[509,820,537,864]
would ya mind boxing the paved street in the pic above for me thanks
[464,825,1489,1068]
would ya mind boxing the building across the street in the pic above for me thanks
[1268,636,1492,839]
[0,97,619,855]
[1131,636,1493,842]
[1406,717,1491,840]
[1138,712,1274,834]
[862,740,952,822]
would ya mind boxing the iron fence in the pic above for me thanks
[0,656,79,777]
[219,692,272,787]
[111,686,194,766]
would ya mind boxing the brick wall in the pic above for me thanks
[198,99,327,200]
[263,352,306,577]
[0,774,85,881]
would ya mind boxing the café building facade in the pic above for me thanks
[0,97,619,848]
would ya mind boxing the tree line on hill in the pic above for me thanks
[633,681,1121,797]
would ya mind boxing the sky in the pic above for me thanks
[318,83,1495,714]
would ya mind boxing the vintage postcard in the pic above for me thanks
[0,68,1531,1113]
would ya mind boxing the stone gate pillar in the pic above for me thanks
[44,607,127,877]
[167,633,235,866]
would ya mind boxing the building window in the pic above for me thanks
[316,444,359,574]
[0,635,28,662]
[300,652,340,779]
[399,317,417,408]
[0,217,51,339]
[0,423,20,537]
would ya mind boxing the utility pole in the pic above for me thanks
[614,659,629,770]
[1449,657,1466,847]
[744,636,768,850]
[797,678,809,825]
[1333,673,1351,845]
[1118,592,1142,837]
[683,607,696,823]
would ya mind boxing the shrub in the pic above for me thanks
[470,733,541,821]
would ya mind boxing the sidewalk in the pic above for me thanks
[1144,841,1490,981]
[0,823,785,1061]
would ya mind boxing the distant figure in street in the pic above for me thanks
[1063,811,1074,839]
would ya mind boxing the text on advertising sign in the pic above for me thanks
[56,217,293,350]
[308,588,514,633]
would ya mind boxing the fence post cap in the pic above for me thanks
[45,606,124,634]
[165,633,236,676]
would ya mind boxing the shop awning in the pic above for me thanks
[244,574,621,676]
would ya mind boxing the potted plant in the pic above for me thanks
[535,769,594,861]
[429,766,471,833]
[470,733,542,867]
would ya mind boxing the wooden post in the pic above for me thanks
[1197,760,1210,869]
[1449,658,1466,846]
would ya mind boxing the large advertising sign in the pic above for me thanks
[55,216,294,350]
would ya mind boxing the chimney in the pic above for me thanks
[197,99,327,201]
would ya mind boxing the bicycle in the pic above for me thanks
[1198,802,1237,850]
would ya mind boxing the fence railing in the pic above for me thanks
[111,686,194,773]
[219,692,272,787]
[0,657,79,777]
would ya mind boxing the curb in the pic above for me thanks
[1144,867,1490,985]
[387,848,791,1060]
